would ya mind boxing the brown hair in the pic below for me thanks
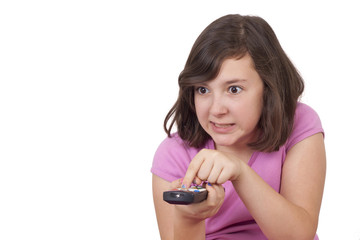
[164,14,304,152]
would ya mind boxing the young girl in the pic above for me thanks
[151,14,326,240]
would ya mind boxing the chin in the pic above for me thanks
[212,136,239,147]
[210,131,251,148]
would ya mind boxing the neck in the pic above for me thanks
[215,143,255,164]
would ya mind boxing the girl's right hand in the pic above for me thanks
[170,179,225,222]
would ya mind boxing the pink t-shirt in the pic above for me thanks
[151,102,324,239]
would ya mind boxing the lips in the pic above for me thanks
[210,121,236,134]
[212,122,235,128]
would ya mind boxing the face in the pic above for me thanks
[194,54,264,151]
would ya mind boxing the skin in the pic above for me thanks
[152,54,326,240]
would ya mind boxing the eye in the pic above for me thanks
[196,87,209,95]
[228,86,242,94]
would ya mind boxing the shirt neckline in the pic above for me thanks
[207,139,259,167]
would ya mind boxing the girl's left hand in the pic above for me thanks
[182,149,244,188]
[170,179,225,222]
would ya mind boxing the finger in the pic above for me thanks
[170,178,182,189]
[182,151,206,188]
[213,183,226,198]
[204,182,216,206]
[205,183,225,207]
[197,156,214,181]
[207,162,223,184]
[217,167,234,184]
[207,182,225,194]
[193,176,202,185]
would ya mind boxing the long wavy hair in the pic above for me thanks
[164,14,304,152]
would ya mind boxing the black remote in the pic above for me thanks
[163,186,208,205]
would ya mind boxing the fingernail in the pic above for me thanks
[181,184,187,189]
[207,182,212,186]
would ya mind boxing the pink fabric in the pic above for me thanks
[151,102,323,239]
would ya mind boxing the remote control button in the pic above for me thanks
[188,187,206,192]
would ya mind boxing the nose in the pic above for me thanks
[209,94,228,117]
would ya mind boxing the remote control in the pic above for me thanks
[163,186,208,205]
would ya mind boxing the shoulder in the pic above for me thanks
[294,102,320,119]
[154,133,196,160]
[285,102,324,152]
[151,133,204,182]
[155,133,185,151]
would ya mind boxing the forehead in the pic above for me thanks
[209,54,260,84]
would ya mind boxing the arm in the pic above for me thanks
[152,175,174,239]
[232,133,326,239]
[182,133,326,240]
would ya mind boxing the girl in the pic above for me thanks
[151,14,326,240]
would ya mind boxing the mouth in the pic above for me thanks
[211,121,235,128]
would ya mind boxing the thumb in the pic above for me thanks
[205,182,225,205]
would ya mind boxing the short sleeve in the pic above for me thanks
[285,102,324,153]
[151,134,193,182]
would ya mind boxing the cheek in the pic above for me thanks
[250,99,263,127]
[236,96,263,127]
[194,97,209,125]
[248,87,264,121]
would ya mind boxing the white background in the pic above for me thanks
[1,0,359,239]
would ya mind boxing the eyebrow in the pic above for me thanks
[225,79,247,84]
[194,79,247,87]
